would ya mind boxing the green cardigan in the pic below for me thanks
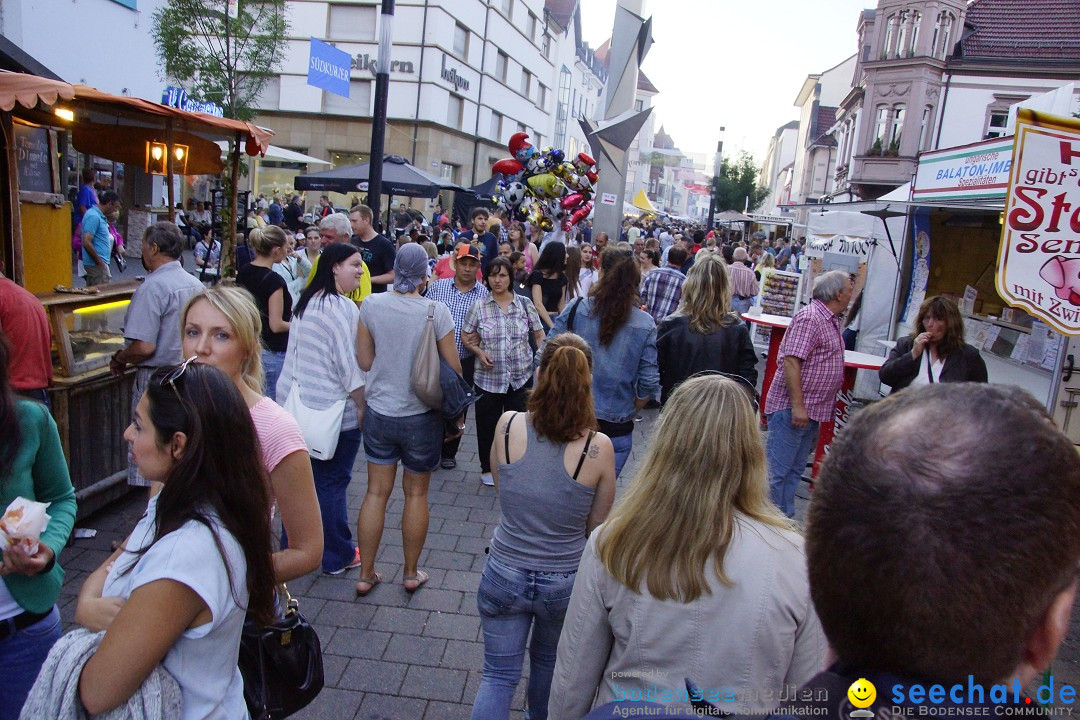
[1,400,77,614]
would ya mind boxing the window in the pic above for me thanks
[554,66,571,149]
[985,110,1010,139]
[890,105,905,147]
[537,84,548,111]
[874,106,889,145]
[329,5,376,41]
[935,12,954,59]
[517,122,527,134]
[882,14,897,59]
[496,51,508,82]
[542,34,551,58]
[635,99,644,112]
[919,106,934,150]
[895,11,909,60]
[490,110,503,140]
[909,12,921,56]
[440,163,460,183]
[323,80,372,115]
[521,69,532,97]
[528,12,538,41]
[453,23,469,59]
[501,0,513,17]
[447,94,464,129]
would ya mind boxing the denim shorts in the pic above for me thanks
[363,407,443,473]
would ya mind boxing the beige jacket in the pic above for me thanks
[548,515,825,718]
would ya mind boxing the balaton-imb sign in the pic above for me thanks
[998,109,1080,335]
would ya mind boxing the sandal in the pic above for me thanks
[403,570,430,594]
[354,572,382,597]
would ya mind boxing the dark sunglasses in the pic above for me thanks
[161,355,198,401]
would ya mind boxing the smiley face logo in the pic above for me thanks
[848,678,877,709]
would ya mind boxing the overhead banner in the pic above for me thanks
[998,109,1080,335]
[913,137,1013,202]
[307,38,351,98]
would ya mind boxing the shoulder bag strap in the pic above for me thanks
[572,430,596,480]
[503,412,518,464]
[567,297,583,333]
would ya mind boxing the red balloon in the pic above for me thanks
[492,158,525,177]
[561,193,584,210]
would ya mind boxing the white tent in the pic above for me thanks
[806,210,907,398]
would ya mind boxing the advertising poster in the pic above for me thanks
[901,208,931,325]
[998,109,1080,335]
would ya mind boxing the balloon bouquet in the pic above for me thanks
[491,132,598,233]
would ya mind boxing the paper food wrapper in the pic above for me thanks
[0,497,51,556]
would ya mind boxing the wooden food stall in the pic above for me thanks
[0,71,272,518]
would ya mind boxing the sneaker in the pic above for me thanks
[326,547,362,575]
[440,458,457,469]
[481,473,494,486]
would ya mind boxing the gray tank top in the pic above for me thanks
[489,414,597,573]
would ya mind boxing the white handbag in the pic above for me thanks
[281,319,346,461]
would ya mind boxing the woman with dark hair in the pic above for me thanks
[236,225,292,399]
[656,253,758,405]
[462,257,546,487]
[0,336,77,720]
[528,241,568,330]
[277,242,367,575]
[546,247,659,477]
[75,361,277,718]
[879,295,988,391]
[508,224,537,274]
[470,333,616,720]
[564,245,585,302]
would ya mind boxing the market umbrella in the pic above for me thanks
[453,174,501,225]
[294,155,466,198]
[714,210,755,223]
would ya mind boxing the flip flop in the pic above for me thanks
[403,570,430,594]
[354,572,382,597]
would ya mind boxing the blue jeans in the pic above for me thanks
[0,606,61,720]
[471,556,576,720]
[262,349,286,402]
[363,407,443,474]
[765,408,820,517]
[312,428,362,572]
[610,432,633,479]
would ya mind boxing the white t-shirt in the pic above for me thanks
[909,350,945,387]
[103,495,249,720]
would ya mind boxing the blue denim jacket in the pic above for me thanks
[546,297,659,423]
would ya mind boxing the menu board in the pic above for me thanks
[13,124,53,193]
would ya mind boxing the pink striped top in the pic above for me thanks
[250,397,308,473]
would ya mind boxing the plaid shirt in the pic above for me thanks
[463,294,543,393]
[764,299,845,422]
[640,266,685,323]
[727,262,759,299]
[425,278,489,358]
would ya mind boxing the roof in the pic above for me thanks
[961,0,1080,61]
[544,0,577,30]
[809,105,837,148]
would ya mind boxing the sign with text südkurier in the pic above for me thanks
[998,109,1080,336]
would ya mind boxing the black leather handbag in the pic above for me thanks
[239,588,324,720]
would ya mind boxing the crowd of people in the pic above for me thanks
[2,189,1057,720]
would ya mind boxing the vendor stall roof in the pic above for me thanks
[0,71,274,163]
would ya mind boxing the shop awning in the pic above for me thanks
[0,72,73,112]
[214,141,331,165]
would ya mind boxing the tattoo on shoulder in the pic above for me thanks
[587,444,600,458]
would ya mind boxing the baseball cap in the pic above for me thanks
[456,244,482,261]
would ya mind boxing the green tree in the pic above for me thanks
[712,152,769,213]
[151,0,288,121]
[151,0,288,275]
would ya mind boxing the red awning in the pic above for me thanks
[0,72,74,112]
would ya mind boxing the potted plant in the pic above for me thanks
[885,138,901,157]
[867,138,883,157]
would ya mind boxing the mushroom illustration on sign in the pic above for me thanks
[1039,255,1080,306]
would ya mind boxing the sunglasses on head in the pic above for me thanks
[161,355,198,401]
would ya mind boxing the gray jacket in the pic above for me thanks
[549,515,825,718]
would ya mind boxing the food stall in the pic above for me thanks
[0,71,272,517]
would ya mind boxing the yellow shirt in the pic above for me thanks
[306,253,372,304]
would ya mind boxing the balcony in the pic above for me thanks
[847,153,917,190]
